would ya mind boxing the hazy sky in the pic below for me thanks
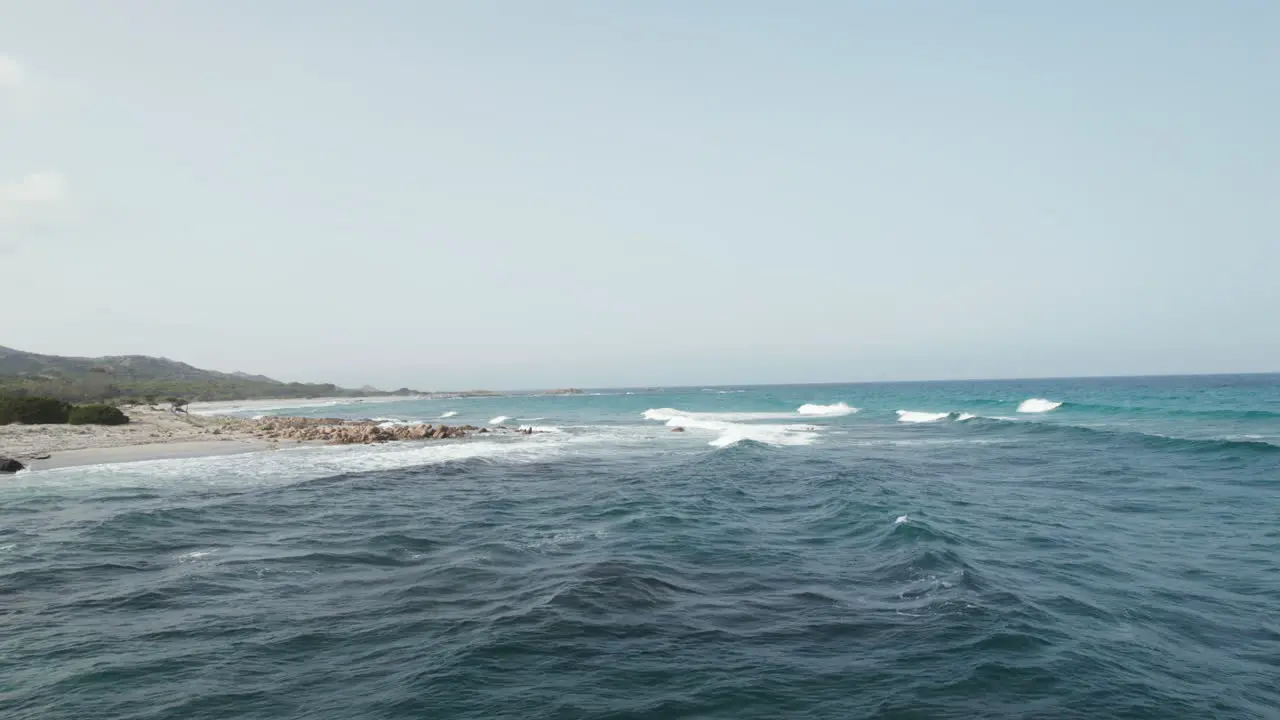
[2,1,1277,389]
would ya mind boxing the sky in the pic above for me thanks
[2,1,1277,390]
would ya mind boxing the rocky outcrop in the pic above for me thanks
[0,456,24,473]
[251,417,479,445]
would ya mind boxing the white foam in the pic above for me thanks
[797,402,858,416]
[895,515,909,525]
[956,413,977,422]
[518,425,562,433]
[642,402,855,424]
[177,549,217,562]
[7,435,579,492]
[642,409,819,447]
[440,411,458,419]
[373,417,426,428]
[1017,398,1062,413]
[896,410,951,423]
[489,415,510,425]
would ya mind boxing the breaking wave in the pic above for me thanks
[642,403,856,424]
[641,408,820,447]
[1017,398,1062,414]
[797,402,858,416]
[896,410,952,424]
[489,416,510,425]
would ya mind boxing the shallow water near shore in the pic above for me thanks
[3,375,1279,718]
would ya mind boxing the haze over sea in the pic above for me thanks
[3,374,1279,718]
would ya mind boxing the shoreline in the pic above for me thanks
[2,405,502,472]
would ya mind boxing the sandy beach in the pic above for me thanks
[1,404,499,471]
[0,406,266,469]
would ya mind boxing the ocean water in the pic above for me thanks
[3,375,1279,719]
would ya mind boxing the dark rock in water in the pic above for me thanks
[671,427,686,432]
[0,457,24,473]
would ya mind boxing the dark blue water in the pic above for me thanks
[3,375,1279,718]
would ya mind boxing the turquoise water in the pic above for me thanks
[3,375,1279,718]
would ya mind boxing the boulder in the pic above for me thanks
[0,457,25,473]
[671,427,685,432]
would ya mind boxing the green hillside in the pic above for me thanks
[0,346,421,403]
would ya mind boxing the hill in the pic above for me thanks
[0,346,422,403]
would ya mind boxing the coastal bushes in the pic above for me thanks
[0,396,129,426]
[0,396,72,424]
[68,404,130,426]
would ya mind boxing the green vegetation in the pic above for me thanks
[68,404,130,426]
[0,396,72,424]
[0,346,426,403]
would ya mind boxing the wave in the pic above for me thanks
[13,435,582,490]
[439,411,458,419]
[642,403,856,424]
[1017,398,1062,413]
[488,416,510,425]
[374,418,421,428]
[641,409,819,447]
[896,410,951,424]
[962,414,1280,454]
[518,425,562,434]
[797,402,858,416]
[956,413,977,422]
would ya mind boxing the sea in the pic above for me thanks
[2,375,1279,719]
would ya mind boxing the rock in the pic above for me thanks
[671,427,685,432]
[1,457,26,473]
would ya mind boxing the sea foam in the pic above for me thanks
[797,402,858,416]
[642,408,822,447]
[1017,398,1063,414]
[896,410,951,423]
[643,403,856,424]
[489,416,510,425]
[440,411,459,419]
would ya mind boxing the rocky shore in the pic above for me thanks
[1,406,525,470]
[252,417,486,444]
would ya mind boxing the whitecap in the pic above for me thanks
[1017,398,1062,413]
[13,436,581,491]
[797,402,859,416]
[642,402,855,424]
[956,413,977,422]
[896,410,951,423]
[518,425,562,433]
[177,549,217,563]
[895,515,909,525]
[489,415,510,425]
[642,409,819,447]
[440,411,459,419]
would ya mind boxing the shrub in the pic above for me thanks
[68,404,131,426]
[0,396,72,425]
